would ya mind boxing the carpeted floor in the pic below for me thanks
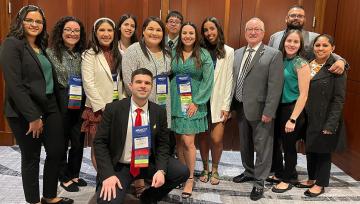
[0,146,360,203]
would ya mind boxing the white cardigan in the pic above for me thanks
[81,48,125,112]
[210,45,234,123]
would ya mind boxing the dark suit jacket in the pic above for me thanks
[232,43,284,121]
[0,37,60,122]
[305,56,347,153]
[94,98,170,181]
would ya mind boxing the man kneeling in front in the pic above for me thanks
[94,68,189,203]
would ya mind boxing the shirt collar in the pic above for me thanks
[131,97,149,113]
[167,35,179,43]
[247,42,262,52]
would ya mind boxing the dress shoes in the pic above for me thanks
[60,182,79,192]
[73,178,87,187]
[271,183,293,193]
[250,186,264,201]
[295,182,315,188]
[41,197,74,204]
[232,173,255,183]
[266,176,281,184]
[304,187,325,197]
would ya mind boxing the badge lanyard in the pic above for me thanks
[147,48,169,108]
[67,52,82,109]
[131,106,151,168]
[112,73,119,100]
[176,74,192,116]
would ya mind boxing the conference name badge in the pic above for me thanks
[132,125,151,168]
[176,74,193,116]
[68,76,82,109]
[155,75,168,108]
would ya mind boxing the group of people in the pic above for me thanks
[0,4,348,204]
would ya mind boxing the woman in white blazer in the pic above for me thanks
[81,17,124,169]
[199,17,234,185]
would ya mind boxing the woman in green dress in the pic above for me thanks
[171,22,214,198]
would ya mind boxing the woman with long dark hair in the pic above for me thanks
[116,14,138,54]
[198,17,234,185]
[171,22,214,198]
[298,34,347,197]
[47,16,87,192]
[81,17,124,170]
[270,29,311,193]
[0,5,73,204]
[122,16,172,198]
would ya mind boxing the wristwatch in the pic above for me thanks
[289,118,296,124]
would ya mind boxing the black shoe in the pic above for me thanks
[271,183,293,193]
[266,176,281,184]
[250,186,264,201]
[232,173,255,183]
[304,187,325,197]
[60,182,79,192]
[295,182,315,188]
[139,190,158,204]
[41,197,74,204]
[73,178,87,187]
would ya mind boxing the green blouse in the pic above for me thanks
[170,48,214,119]
[282,55,307,103]
[37,51,54,94]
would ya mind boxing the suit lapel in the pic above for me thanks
[25,43,45,79]
[234,48,246,80]
[244,43,265,77]
[120,99,131,146]
[311,66,331,81]
[98,52,113,80]
[148,102,157,149]
[214,57,224,81]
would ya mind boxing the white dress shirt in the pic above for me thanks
[119,98,149,164]
[237,42,262,80]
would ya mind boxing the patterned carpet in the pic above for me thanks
[0,146,360,203]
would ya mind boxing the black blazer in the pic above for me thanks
[0,37,60,122]
[94,98,170,181]
[305,55,347,153]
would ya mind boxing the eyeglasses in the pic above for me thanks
[288,14,305,19]
[167,20,181,25]
[23,18,43,25]
[63,28,81,34]
[245,28,263,33]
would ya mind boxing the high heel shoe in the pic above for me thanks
[181,178,194,199]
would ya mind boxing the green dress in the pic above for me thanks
[170,48,214,134]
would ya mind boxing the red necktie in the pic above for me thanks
[130,108,142,177]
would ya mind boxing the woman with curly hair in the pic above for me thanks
[81,17,123,170]
[0,5,73,204]
[47,16,87,192]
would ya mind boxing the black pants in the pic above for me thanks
[306,152,331,187]
[7,109,64,203]
[96,157,189,203]
[59,109,85,182]
[271,103,305,182]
